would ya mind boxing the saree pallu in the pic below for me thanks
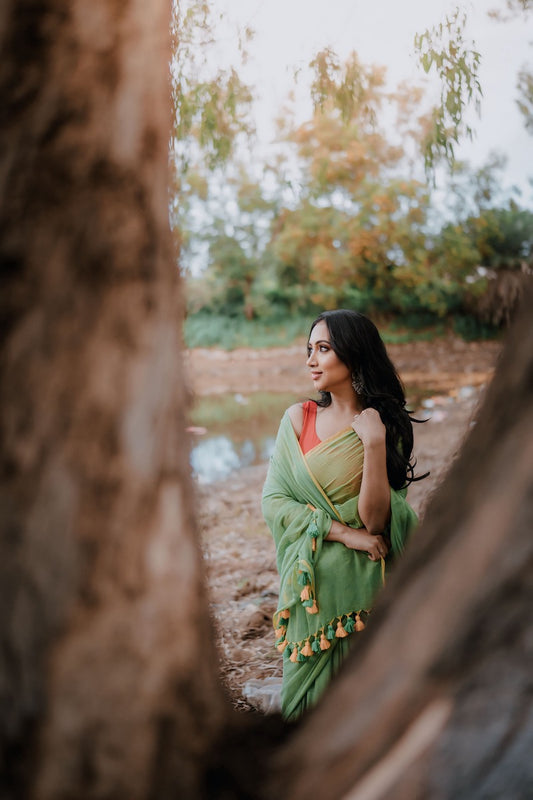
[261,411,418,720]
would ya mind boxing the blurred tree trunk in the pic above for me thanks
[0,2,226,798]
[2,1,533,800]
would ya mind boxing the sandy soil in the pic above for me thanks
[188,336,501,711]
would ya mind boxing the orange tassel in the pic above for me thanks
[319,632,330,650]
[300,585,311,602]
[301,640,313,657]
[290,647,299,663]
[312,538,317,552]
[305,599,319,614]
[274,627,285,638]
[280,609,290,620]
[277,640,288,653]
[335,619,348,638]
[355,613,365,632]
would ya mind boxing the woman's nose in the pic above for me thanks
[306,349,317,366]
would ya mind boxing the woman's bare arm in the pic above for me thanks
[351,408,391,534]
[326,519,388,561]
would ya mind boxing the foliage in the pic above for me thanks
[268,55,436,317]
[488,0,533,21]
[487,0,533,134]
[452,314,501,340]
[517,67,533,133]
[183,312,312,350]
[184,164,279,317]
[414,7,482,176]
[440,152,510,219]
[466,203,533,270]
[435,202,533,326]
[170,0,254,172]
[175,3,531,346]
[185,44,530,337]
[169,0,255,258]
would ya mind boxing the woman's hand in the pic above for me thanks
[351,407,386,446]
[343,528,389,560]
[327,521,389,560]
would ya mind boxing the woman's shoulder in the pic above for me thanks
[287,402,304,436]
[287,400,316,437]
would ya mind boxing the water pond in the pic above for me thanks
[189,391,298,484]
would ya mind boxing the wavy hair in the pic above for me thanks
[310,309,427,490]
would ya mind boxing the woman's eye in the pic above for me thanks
[319,345,329,352]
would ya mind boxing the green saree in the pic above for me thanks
[261,410,417,720]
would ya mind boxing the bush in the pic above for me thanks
[452,314,499,341]
[183,312,312,349]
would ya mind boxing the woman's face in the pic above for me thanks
[306,320,352,394]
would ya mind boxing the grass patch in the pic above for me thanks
[184,313,312,350]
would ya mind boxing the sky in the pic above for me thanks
[210,0,533,203]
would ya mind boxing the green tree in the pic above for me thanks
[268,53,433,317]
[186,165,278,318]
[169,0,255,259]
[463,202,533,325]
[414,7,482,174]
[415,0,532,175]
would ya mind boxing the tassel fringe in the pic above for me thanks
[305,599,319,614]
[301,640,313,657]
[335,619,348,638]
[355,613,365,631]
[275,610,370,662]
[300,585,311,602]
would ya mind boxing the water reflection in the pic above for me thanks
[189,391,297,484]
[190,434,276,484]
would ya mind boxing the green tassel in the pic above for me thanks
[311,638,321,653]
[302,598,314,608]
[326,623,335,640]
[275,636,286,646]
[297,651,305,662]
[306,519,320,538]
[297,570,310,586]
[344,615,355,633]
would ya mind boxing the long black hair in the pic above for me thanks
[310,309,426,490]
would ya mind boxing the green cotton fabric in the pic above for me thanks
[261,410,418,721]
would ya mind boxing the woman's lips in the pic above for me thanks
[310,372,322,380]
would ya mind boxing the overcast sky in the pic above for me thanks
[211,0,533,202]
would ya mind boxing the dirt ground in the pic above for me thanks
[187,336,501,711]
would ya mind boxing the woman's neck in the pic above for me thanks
[328,389,364,416]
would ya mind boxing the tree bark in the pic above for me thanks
[0,2,226,798]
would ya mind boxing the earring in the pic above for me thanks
[352,375,364,394]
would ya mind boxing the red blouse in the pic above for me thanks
[299,400,322,454]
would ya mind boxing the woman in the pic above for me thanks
[261,309,421,721]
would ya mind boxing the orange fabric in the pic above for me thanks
[299,400,322,454]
